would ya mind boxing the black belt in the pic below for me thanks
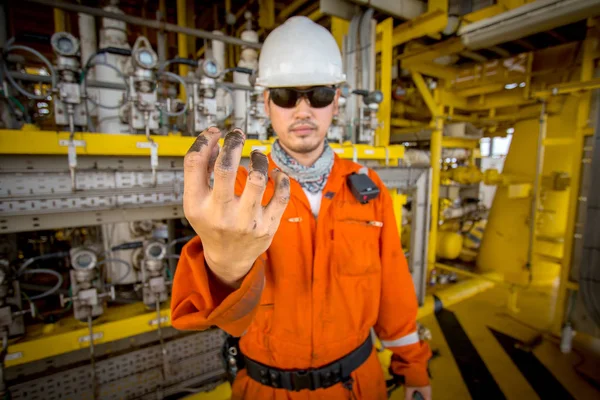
[244,336,372,391]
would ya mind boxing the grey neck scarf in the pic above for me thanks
[270,140,334,194]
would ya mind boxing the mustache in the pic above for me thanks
[288,120,318,131]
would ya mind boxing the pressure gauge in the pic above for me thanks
[199,58,221,79]
[70,248,98,270]
[51,32,79,57]
[364,90,383,105]
[144,241,166,261]
[134,48,158,69]
[339,83,352,98]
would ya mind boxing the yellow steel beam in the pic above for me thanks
[441,137,479,149]
[533,77,600,99]
[439,88,468,109]
[462,4,506,23]
[258,0,275,29]
[176,0,189,98]
[391,118,424,127]
[6,302,171,367]
[466,89,535,110]
[376,18,393,147]
[388,190,407,236]
[307,9,323,22]
[331,16,350,51]
[404,62,459,81]
[278,0,309,21]
[454,83,505,98]
[411,71,441,117]
[0,130,404,161]
[428,117,444,271]
[391,10,448,48]
[54,8,66,32]
[400,38,465,65]
[554,19,598,333]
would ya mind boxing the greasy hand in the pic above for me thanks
[405,385,432,400]
[183,127,290,287]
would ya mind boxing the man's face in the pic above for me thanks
[263,87,340,154]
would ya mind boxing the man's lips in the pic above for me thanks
[290,125,316,135]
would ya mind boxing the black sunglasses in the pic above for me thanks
[269,87,337,109]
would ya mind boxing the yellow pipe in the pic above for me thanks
[331,16,349,52]
[176,0,188,98]
[553,19,597,333]
[0,130,405,161]
[417,273,498,319]
[54,8,66,32]
[375,18,393,147]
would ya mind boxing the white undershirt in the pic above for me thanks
[302,188,322,218]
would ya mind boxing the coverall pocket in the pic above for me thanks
[333,219,382,276]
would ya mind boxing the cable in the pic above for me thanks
[168,235,195,249]
[16,251,69,276]
[21,268,63,301]
[156,71,188,116]
[96,258,132,285]
[2,39,57,100]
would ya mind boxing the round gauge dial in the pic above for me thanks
[203,60,219,78]
[51,32,79,56]
[57,37,74,54]
[137,50,156,68]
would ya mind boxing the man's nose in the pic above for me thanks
[293,96,313,119]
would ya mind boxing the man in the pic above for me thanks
[171,16,432,400]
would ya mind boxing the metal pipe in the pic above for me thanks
[9,71,126,90]
[23,0,261,49]
[54,8,66,32]
[527,102,547,283]
[176,0,189,87]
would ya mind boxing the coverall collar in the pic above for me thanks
[267,152,362,215]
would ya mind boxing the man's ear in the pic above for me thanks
[263,90,270,117]
[333,88,341,116]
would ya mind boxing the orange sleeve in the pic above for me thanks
[170,166,266,336]
[370,171,432,387]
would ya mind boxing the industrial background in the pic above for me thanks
[0,0,599,398]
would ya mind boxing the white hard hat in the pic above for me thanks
[256,16,346,88]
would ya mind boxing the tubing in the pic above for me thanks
[168,235,195,249]
[3,40,57,100]
[21,269,64,301]
[97,258,132,284]
[157,71,188,117]
[16,251,69,276]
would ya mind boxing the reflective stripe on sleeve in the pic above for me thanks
[381,331,419,347]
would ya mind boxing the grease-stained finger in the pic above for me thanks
[183,126,221,202]
[212,128,245,203]
[263,169,290,229]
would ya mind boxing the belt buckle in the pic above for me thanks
[291,370,312,391]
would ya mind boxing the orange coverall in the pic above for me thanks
[171,154,431,399]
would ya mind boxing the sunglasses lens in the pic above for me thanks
[308,87,336,108]
[270,88,298,108]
